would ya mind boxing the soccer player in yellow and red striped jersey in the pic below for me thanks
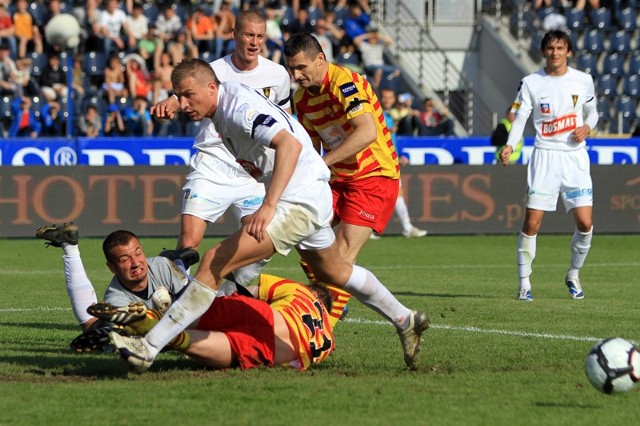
[285,33,400,310]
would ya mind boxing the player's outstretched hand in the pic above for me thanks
[499,145,513,166]
[151,95,180,122]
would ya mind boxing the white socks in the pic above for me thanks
[568,226,593,278]
[343,264,411,327]
[395,196,413,234]
[62,247,97,325]
[145,277,217,357]
[517,232,536,291]
[230,258,270,285]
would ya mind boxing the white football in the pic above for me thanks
[44,14,81,49]
[585,337,640,394]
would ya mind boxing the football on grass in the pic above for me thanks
[585,337,640,394]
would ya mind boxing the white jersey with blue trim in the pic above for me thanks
[507,67,598,151]
[212,81,330,200]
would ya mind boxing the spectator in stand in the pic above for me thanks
[312,15,344,64]
[125,2,149,52]
[353,30,400,92]
[73,0,103,53]
[215,1,236,57]
[71,54,85,101]
[380,88,428,238]
[418,97,454,136]
[283,8,314,40]
[40,100,66,137]
[103,104,126,136]
[13,0,43,58]
[344,0,372,42]
[392,92,421,136]
[9,96,41,138]
[153,51,174,104]
[264,3,285,65]
[99,0,129,55]
[13,56,36,97]
[39,54,68,103]
[167,29,198,66]
[188,6,217,57]
[0,41,23,97]
[0,3,17,59]
[156,5,183,44]
[137,24,163,72]
[123,95,153,137]
[125,55,153,101]
[78,104,102,137]
[103,54,128,105]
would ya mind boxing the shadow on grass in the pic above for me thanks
[395,291,493,299]
[0,321,78,331]
[534,401,602,409]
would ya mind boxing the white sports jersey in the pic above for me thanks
[212,82,330,200]
[103,257,187,309]
[507,67,598,151]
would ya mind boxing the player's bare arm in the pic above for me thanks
[150,95,180,121]
[322,113,377,167]
[244,130,302,242]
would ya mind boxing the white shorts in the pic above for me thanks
[526,148,593,213]
[183,152,265,224]
[266,181,335,256]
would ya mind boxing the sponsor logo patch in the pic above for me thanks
[340,82,358,97]
[541,114,577,136]
[565,188,592,199]
[540,103,551,114]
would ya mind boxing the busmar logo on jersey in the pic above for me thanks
[541,114,577,136]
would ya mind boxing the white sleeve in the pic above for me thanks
[583,80,599,131]
[506,80,532,148]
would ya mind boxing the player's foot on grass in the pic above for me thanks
[565,275,584,300]
[87,302,147,326]
[35,222,78,247]
[402,226,428,238]
[517,288,533,301]
[109,333,155,374]
[397,310,430,370]
[70,326,125,353]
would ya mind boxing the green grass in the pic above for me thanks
[1,234,639,425]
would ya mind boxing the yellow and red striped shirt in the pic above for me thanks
[258,274,335,370]
[294,63,400,182]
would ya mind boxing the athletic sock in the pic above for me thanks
[62,250,98,325]
[144,277,216,357]
[569,226,593,277]
[343,264,411,328]
[395,196,413,234]
[517,232,537,291]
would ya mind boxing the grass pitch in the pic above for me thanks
[1,234,639,425]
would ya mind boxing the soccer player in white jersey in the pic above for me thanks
[151,10,290,285]
[110,58,430,372]
[500,30,598,302]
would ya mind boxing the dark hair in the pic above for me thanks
[308,282,333,313]
[102,230,139,262]
[284,33,324,58]
[171,58,219,89]
[541,30,573,53]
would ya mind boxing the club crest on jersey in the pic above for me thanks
[540,103,551,114]
[512,101,521,110]
[340,82,358,97]
[262,87,271,99]
[572,94,578,107]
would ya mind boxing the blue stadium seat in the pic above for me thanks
[588,7,613,30]
[142,3,159,22]
[609,118,635,134]
[200,51,215,62]
[597,96,611,122]
[0,96,12,130]
[629,53,640,75]
[529,30,545,62]
[30,96,45,119]
[575,53,598,77]
[581,29,605,54]
[616,8,637,31]
[622,74,640,98]
[596,74,618,97]
[83,51,106,76]
[28,2,46,27]
[610,31,632,54]
[29,52,48,77]
[601,53,624,78]
[565,8,586,30]
[616,96,637,120]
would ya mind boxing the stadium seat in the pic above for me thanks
[609,117,635,134]
[616,8,637,31]
[622,74,640,98]
[629,53,640,75]
[83,51,106,77]
[596,74,618,97]
[588,7,612,30]
[529,30,545,62]
[30,96,45,119]
[609,31,632,54]
[142,3,159,22]
[28,1,45,27]
[575,53,598,77]
[581,29,605,54]
[601,53,624,78]
[597,96,611,122]
[185,120,203,137]
[616,96,637,120]
[565,8,586,30]
[29,52,48,77]
[200,51,215,62]
[0,96,12,131]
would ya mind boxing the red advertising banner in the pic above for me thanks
[0,166,638,237]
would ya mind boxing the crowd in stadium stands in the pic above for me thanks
[0,0,406,138]
[511,0,640,134]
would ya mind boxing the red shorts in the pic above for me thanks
[331,176,399,234]
[197,294,276,370]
